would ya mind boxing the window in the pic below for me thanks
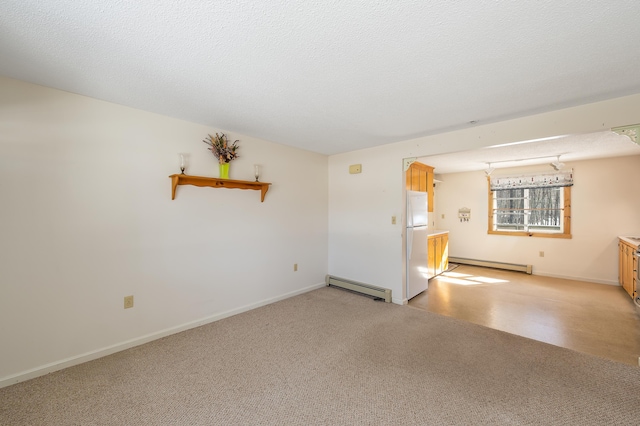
[488,171,572,238]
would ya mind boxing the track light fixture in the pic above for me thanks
[484,162,495,176]
[550,155,565,171]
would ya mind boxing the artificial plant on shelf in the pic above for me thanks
[203,133,239,179]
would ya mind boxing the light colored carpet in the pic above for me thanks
[2,286,640,425]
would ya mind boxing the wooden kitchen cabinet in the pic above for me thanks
[618,238,637,300]
[635,254,638,300]
[406,161,434,212]
[428,232,449,278]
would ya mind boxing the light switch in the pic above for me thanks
[349,164,362,174]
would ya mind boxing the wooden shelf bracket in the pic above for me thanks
[169,174,271,202]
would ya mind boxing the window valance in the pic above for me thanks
[490,169,573,191]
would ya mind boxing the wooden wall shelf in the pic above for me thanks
[169,174,271,202]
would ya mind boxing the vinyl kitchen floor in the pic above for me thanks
[408,265,640,366]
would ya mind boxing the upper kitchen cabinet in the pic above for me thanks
[406,161,434,212]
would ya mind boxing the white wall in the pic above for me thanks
[0,77,328,384]
[3,75,639,385]
[328,94,640,304]
[432,156,640,284]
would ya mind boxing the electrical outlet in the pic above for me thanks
[391,216,396,225]
[293,263,298,272]
[441,214,445,219]
[539,251,544,257]
[124,295,134,309]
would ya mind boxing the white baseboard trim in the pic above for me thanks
[0,282,326,389]
[533,271,618,286]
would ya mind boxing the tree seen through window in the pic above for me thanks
[493,187,563,233]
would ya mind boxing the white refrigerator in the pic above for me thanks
[406,190,429,299]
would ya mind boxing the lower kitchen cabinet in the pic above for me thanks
[618,238,638,300]
[428,232,449,278]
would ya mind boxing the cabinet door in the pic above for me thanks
[405,162,434,212]
[435,236,443,275]
[633,254,638,299]
[428,234,450,277]
[440,233,449,272]
[406,162,430,192]
[621,244,629,295]
[619,241,624,285]
[619,241,635,298]
[427,236,436,277]
[410,165,424,192]
[627,245,635,297]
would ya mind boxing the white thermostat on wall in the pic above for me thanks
[458,208,471,222]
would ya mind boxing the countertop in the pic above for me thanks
[619,235,640,248]
[427,229,449,237]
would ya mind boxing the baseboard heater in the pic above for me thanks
[325,275,392,303]
[448,257,532,274]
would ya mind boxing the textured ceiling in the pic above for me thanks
[2,1,640,156]
[420,130,640,174]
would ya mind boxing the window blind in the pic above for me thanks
[490,169,573,191]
